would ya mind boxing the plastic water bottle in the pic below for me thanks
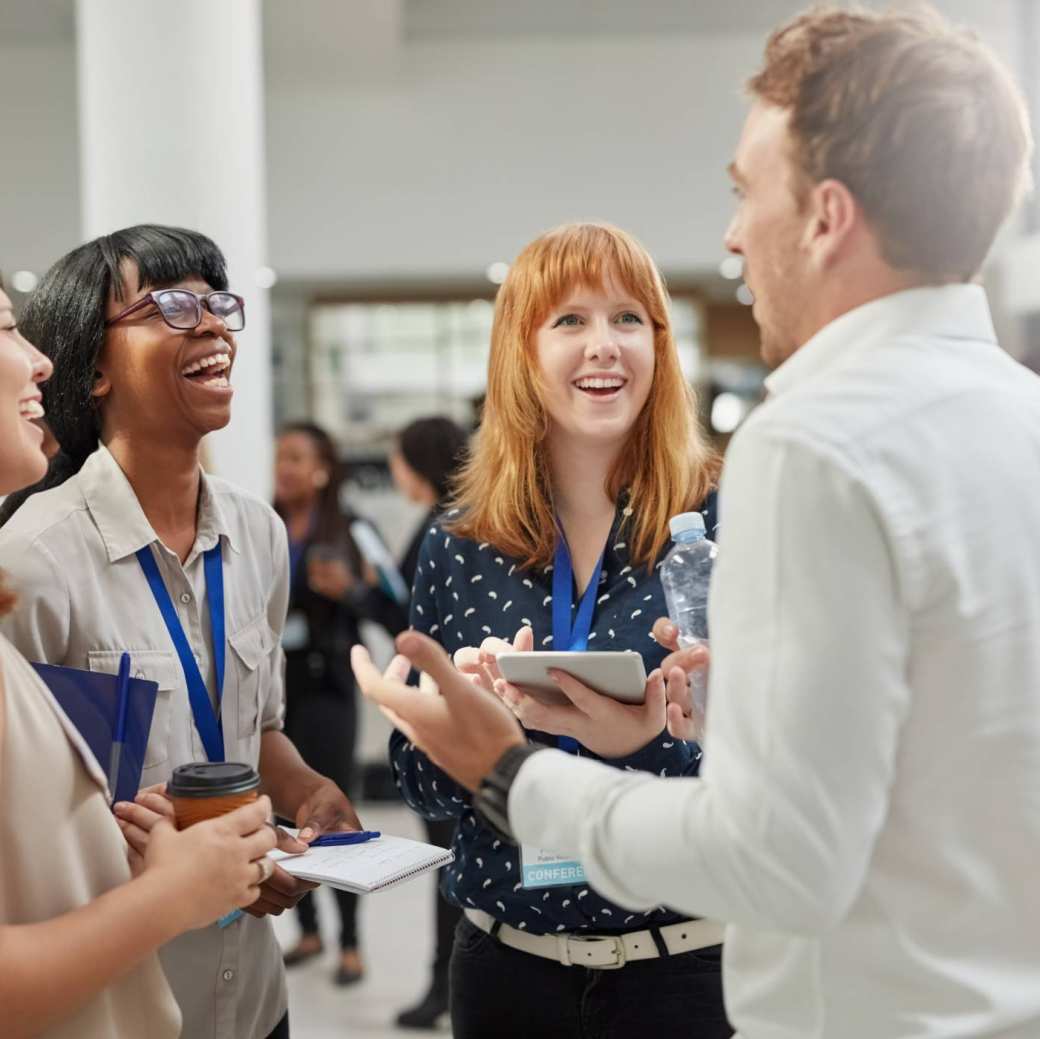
[659,512,717,714]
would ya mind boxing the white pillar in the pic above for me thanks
[75,0,273,499]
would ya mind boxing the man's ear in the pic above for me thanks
[90,368,112,401]
[803,178,859,268]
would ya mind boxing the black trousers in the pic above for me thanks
[283,685,359,949]
[295,886,358,949]
[425,817,462,987]
[450,917,732,1039]
[265,1011,289,1039]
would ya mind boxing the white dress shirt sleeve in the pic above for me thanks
[510,420,912,934]
[260,512,290,732]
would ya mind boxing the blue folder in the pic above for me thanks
[31,661,158,805]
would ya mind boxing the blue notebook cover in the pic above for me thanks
[31,662,158,805]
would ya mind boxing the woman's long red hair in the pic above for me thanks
[448,222,719,571]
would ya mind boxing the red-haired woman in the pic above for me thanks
[390,223,730,1037]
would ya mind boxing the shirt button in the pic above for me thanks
[222,969,234,982]
[180,592,192,604]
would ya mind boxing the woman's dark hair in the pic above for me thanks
[397,415,469,504]
[0,225,228,526]
[273,422,363,571]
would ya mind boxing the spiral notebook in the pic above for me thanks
[271,833,454,894]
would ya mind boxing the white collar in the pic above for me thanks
[764,284,997,398]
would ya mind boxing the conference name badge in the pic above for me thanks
[521,845,588,889]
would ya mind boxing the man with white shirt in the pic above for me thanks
[353,7,1040,1037]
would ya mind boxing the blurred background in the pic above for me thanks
[2,2,1038,1035]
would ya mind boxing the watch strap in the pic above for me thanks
[474,743,545,842]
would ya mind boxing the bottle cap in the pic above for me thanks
[669,512,706,539]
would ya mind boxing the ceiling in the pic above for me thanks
[1,0,808,50]
[402,0,807,40]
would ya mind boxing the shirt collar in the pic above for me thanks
[80,444,238,563]
[764,284,997,399]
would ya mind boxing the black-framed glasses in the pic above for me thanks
[105,289,246,332]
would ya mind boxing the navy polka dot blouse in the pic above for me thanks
[388,492,716,936]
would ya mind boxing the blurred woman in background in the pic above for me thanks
[387,415,469,1030]
[273,421,398,986]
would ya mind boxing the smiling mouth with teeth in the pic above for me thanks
[181,351,232,389]
[573,376,627,396]
[18,399,45,421]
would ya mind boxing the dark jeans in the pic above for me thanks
[265,1011,289,1039]
[450,917,732,1039]
[284,686,359,949]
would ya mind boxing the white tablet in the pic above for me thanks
[496,651,647,707]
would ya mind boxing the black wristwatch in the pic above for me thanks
[473,743,546,842]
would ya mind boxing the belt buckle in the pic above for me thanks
[569,934,627,970]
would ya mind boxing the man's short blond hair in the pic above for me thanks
[748,5,1034,280]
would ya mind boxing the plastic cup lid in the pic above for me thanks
[168,761,260,798]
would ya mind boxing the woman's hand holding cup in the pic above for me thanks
[114,783,176,876]
[141,796,278,932]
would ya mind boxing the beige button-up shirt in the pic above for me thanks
[0,444,291,1039]
[0,634,182,1039]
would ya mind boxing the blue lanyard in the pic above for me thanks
[552,531,606,755]
[137,543,226,763]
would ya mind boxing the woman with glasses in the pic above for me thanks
[0,276,282,1039]
[0,225,363,1039]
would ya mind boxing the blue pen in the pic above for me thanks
[309,830,381,848]
[107,652,132,801]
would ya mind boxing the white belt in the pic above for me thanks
[464,908,723,970]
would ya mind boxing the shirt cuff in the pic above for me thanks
[508,748,621,861]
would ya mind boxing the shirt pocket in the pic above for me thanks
[87,648,181,770]
[228,614,277,740]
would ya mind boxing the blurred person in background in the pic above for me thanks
[0,227,363,1039]
[387,415,469,1029]
[273,420,399,986]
